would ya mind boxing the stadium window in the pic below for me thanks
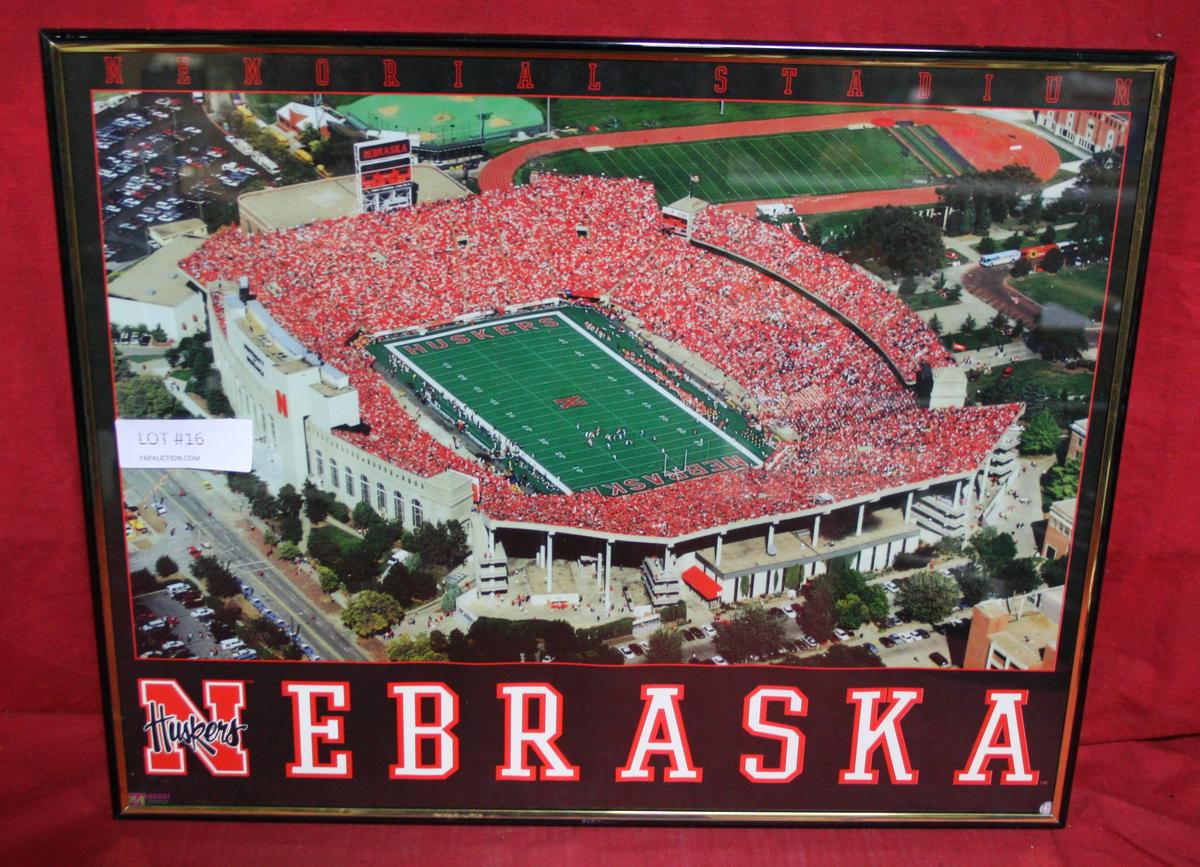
[315,449,323,477]
[344,466,354,496]
[412,499,423,527]
[392,491,404,525]
[360,474,369,504]
[329,458,338,489]
[376,482,386,512]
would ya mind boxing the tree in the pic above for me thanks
[645,628,684,663]
[1042,558,1067,587]
[386,634,448,662]
[277,513,303,545]
[381,561,437,607]
[340,590,404,637]
[713,605,787,663]
[962,313,978,333]
[1041,224,1057,243]
[1010,257,1033,278]
[978,235,996,255]
[352,500,384,531]
[115,375,183,419]
[130,567,158,595]
[303,482,332,523]
[441,583,464,614]
[1041,247,1065,273]
[1027,323,1087,362]
[1020,409,1062,455]
[897,570,960,624]
[956,563,991,605]
[1001,558,1043,594]
[1042,457,1083,510]
[834,594,870,631]
[805,644,885,668]
[275,540,302,561]
[898,275,917,296]
[972,205,992,236]
[800,575,837,642]
[928,314,943,336]
[860,206,945,277]
[407,520,471,569]
[155,555,179,577]
[317,564,341,595]
[970,528,1018,578]
[278,483,302,517]
[189,555,240,598]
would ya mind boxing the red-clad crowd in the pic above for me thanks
[181,175,1019,539]
[691,207,953,381]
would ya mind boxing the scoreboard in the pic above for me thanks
[354,133,418,213]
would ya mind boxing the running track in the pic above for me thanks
[479,109,1060,213]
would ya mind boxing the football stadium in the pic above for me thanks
[181,173,1022,611]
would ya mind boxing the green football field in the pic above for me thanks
[516,128,930,203]
[379,309,762,495]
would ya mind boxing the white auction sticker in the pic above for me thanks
[115,419,254,472]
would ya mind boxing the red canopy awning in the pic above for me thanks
[682,566,721,602]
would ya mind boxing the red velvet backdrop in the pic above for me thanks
[2,2,1198,862]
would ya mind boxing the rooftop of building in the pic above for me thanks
[238,166,471,232]
[106,234,207,307]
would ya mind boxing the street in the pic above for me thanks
[124,467,368,661]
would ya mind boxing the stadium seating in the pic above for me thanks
[182,175,1019,537]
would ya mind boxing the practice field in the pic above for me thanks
[516,128,931,203]
[339,94,544,144]
[378,309,762,496]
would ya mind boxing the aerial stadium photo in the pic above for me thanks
[101,86,1120,670]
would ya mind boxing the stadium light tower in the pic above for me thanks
[478,111,493,143]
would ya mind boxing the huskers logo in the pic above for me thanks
[138,679,249,776]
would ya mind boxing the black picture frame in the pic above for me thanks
[43,31,1173,824]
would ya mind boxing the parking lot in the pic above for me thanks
[96,93,271,263]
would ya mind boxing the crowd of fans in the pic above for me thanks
[181,175,1018,538]
[691,207,953,381]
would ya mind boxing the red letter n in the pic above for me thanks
[138,678,249,777]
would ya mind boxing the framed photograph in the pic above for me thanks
[43,31,1172,824]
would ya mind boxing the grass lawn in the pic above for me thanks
[518,127,930,204]
[375,307,765,496]
[308,524,361,555]
[903,292,957,311]
[969,358,1096,403]
[546,99,873,133]
[1012,262,1109,318]
[943,327,1008,351]
[169,369,194,382]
